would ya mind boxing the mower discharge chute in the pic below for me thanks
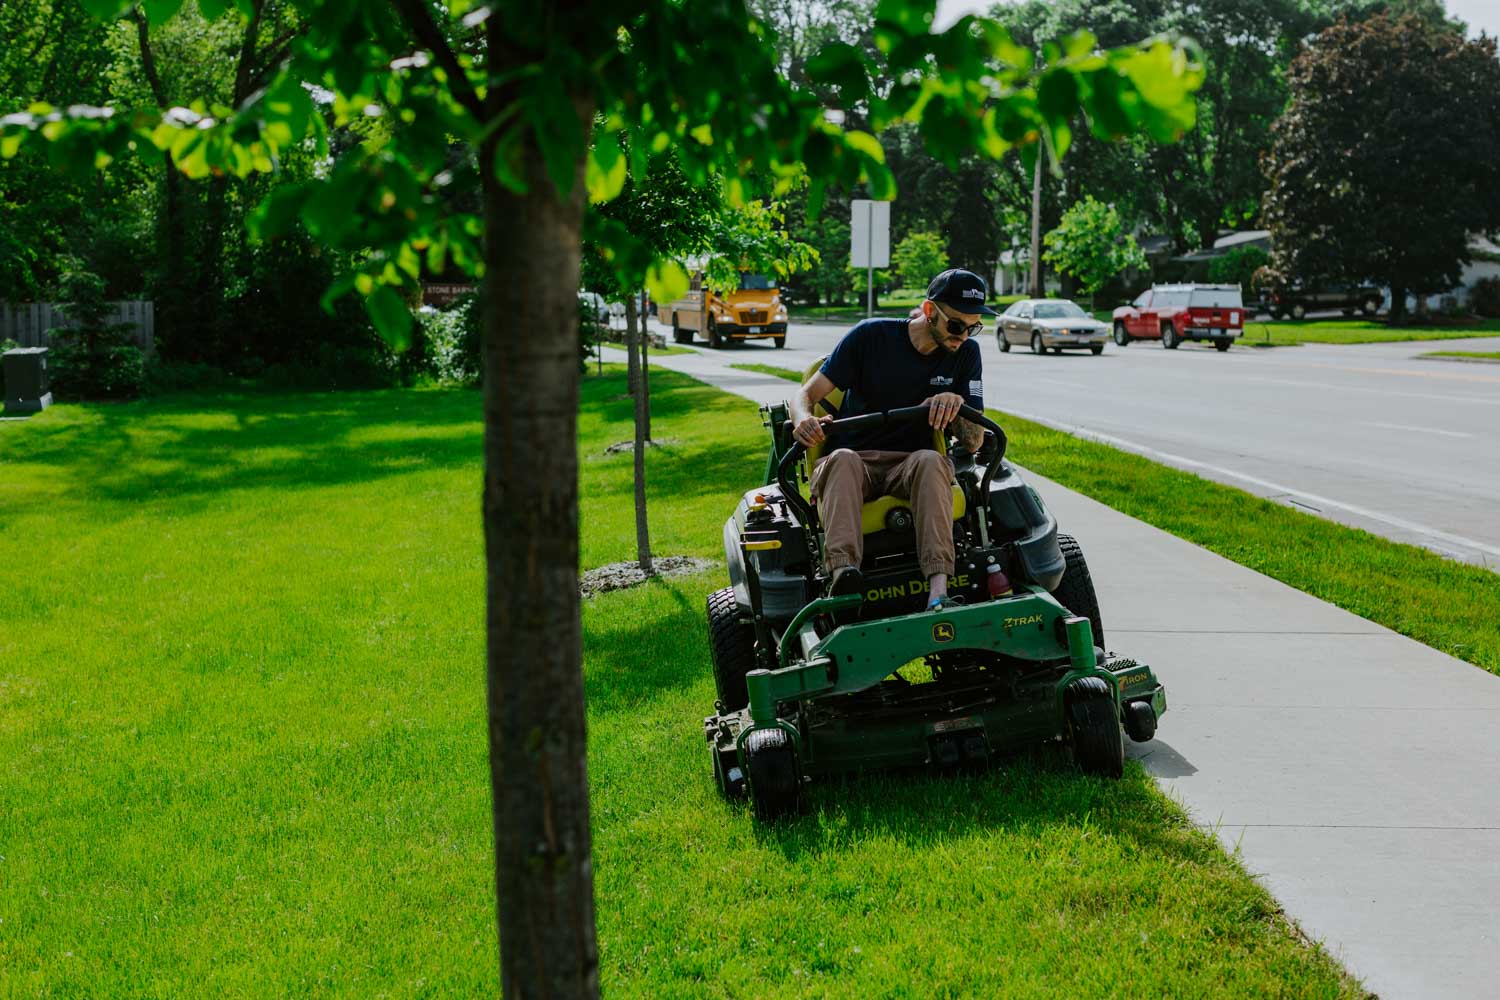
[704,397,1166,820]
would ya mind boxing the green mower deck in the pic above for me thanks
[705,587,1166,817]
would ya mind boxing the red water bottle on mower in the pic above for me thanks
[985,555,1011,598]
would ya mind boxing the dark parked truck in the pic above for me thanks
[1112,283,1244,351]
[1266,282,1383,320]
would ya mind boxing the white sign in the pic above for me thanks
[850,200,890,268]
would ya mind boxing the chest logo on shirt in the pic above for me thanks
[929,375,954,386]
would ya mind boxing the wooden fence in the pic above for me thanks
[0,301,156,357]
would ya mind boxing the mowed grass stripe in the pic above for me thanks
[0,370,1360,996]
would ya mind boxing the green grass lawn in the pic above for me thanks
[1239,316,1500,346]
[597,340,699,356]
[728,362,804,382]
[1419,349,1500,362]
[0,371,1363,996]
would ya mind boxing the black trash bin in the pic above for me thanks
[3,347,52,416]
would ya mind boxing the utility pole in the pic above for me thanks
[1028,152,1043,297]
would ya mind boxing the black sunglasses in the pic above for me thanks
[933,303,983,339]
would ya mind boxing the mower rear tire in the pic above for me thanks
[707,586,756,712]
[1066,676,1124,778]
[1051,533,1104,649]
[744,727,801,820]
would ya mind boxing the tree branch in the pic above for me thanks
[231,0,266,107]
[388,0,484,119]
[132,8,170,109]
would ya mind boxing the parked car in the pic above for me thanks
[1112,284,1244,351]
[577,291,610,323]
[1266,282,1382,320]
[996,298,1109,355]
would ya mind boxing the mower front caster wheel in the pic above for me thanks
[744,727,802,821]
[1122,700,1158,743]
[1066,676,1124,778]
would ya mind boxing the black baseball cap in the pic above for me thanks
[926,268,997,315]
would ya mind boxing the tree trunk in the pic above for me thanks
[625,295,654,574]
[1390,282,1408,324]
[481,87,600,999]
[133,11,189,359]
[1028,153,1043,297]
[640,294,651,442]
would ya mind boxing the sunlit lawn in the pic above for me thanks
[0,370,1362,996]
[1239,316,1500,345]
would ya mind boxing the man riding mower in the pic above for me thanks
[702,388,1168,822]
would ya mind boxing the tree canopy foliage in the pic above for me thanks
[1042,194,1146,305]
[1260,13,1500,320]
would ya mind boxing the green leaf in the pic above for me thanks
[644,259,688,304]
[1037,69,1079,124]
[585,137,626,204]
[874,0,935,38]
[0,132,22,159]
[1124,42,1188,110]
[843,130,885,164]
[142,0,184,25]
[79,0,130,18]
[197,0,229,17]
[366,286,412,351]
[249,183,312,241]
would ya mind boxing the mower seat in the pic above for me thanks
[800,357,966,534]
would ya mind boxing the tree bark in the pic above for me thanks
[1028,153,1043,297]
[480,62,600,1000]
[133,11,188,358]
[1390,282,1408,324]
[640,294,651,442]
[625,294,653,574]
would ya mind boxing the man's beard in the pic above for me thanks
[927,318,963,353]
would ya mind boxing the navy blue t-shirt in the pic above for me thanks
[818,318,984,453]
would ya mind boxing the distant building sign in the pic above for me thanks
[422,282,477,306]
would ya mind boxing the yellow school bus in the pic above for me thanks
[659,270,790,349]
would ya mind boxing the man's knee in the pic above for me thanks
[824,448,861,468]
[911,449,951,482]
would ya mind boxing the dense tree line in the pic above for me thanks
[772,0,1484,306]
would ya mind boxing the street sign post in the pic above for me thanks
[850,199,890,319]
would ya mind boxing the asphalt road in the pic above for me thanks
[650,317,1500,569]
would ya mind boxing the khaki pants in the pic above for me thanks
[810,448,956,578]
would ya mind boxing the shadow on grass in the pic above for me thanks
[583,573,715,715]
[4,387,486,514]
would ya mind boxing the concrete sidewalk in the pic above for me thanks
[629,344,1500,999]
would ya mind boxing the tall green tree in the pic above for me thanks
[1042,194,1146,306]
[1261,14,1500,321]
[3,2,1203,994]
[891,230,948,289]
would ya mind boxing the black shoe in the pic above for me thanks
[828,565,864,598]
[826,566,864,625]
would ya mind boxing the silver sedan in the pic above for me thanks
[997,299,1109,355]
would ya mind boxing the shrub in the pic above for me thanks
[420,294,481,387]
[1471,277,1500,318]
[0,336,17,399]
[143,359,234,395]
[1207,245,1270,291]
[46,269,145,401]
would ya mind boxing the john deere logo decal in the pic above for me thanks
[933,622,955,643]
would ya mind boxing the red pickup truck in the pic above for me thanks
[1112,284,1245,352]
